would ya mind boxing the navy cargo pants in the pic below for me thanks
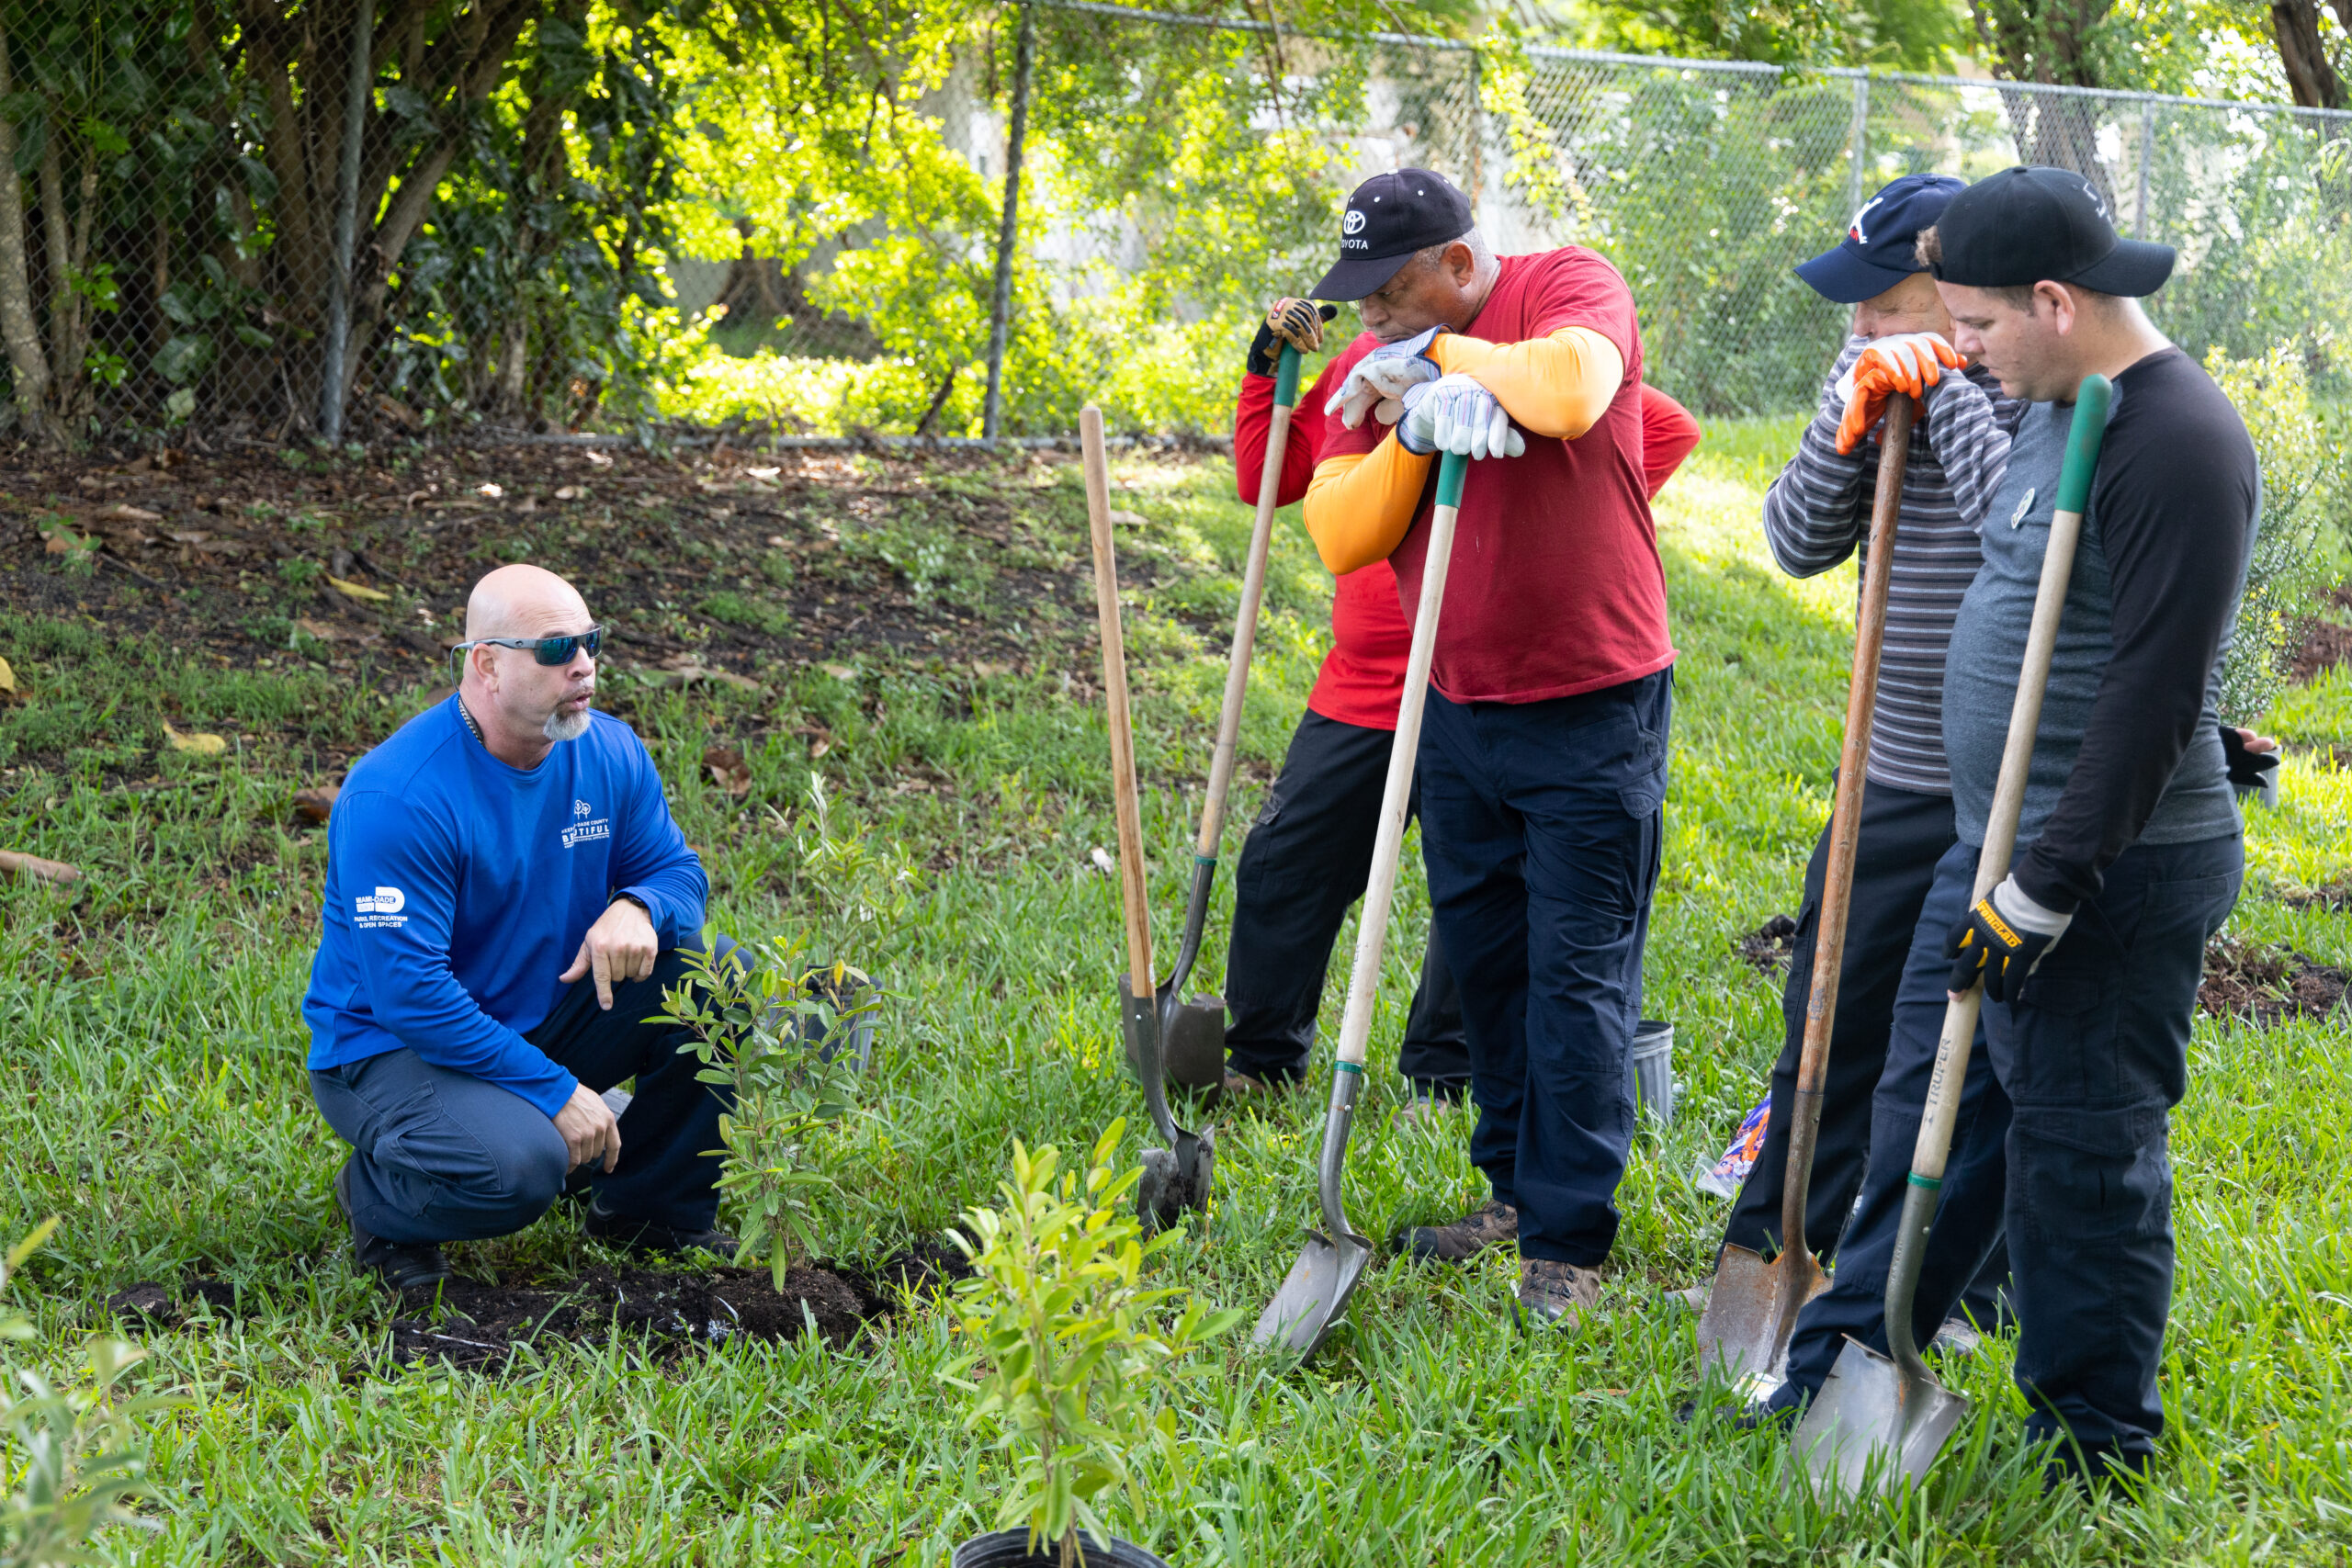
[311,935,737,1247]
[1416,669,1671,1268]
[1773,832,2241,1479]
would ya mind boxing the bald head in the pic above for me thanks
[466,563,592,641]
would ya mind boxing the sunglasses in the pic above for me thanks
[448,626,604,679]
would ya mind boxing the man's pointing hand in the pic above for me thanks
[560,897,658,1011]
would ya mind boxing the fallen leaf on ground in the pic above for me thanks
[295,617,348,641]
[894,777,933,794]
[162,721,227,757]
[328,575,390,603]
[0,656,14,695]
[167,529,210,544]
[970,660,1009,679]
[294,784,341,823]
[585,449,614,467]
[553,486,583,501]
[1090,846,1116,874]
[821,663,854,680]
[651,656,761,694]
[0,849,82,886]
[703,747,752,795]
[42,530,88,555]
[809,736,831,759]
[100,502,164,524]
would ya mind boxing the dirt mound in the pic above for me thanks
[101,1237,977,1376]
[2277,875,2352,912]
[2290,584,2352,682]
[1737,914,1798,976]
[2199,935,2349,1024]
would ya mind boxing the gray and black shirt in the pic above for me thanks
[1942,346,2260,912]
[1762,338,2023,795]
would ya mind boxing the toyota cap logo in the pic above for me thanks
[1342,209,1367,235]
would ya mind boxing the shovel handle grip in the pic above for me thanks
[1083,406,1154,993]
[1333,450,1466,1070]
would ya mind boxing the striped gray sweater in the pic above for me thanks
[1761,338,2023,796]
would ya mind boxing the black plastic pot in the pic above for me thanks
[951,1529,1172,1568]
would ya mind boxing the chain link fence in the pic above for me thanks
[1,1,2346,443]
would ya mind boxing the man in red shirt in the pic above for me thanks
[1300,168,1676,1325]
[1226,300,1700,1130]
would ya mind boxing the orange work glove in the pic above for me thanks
[1834,332,1962,454]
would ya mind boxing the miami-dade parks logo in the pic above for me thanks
[354,886,407,929]
[562,797,610,850]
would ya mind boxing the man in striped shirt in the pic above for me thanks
[1713,175,2024,1342]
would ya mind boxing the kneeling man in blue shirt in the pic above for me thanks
[307,563,735,1291]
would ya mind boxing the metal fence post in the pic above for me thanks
[319,0,372,445]
[981,0,1035,444]
[1846,73,1869,217]
[2135,101,2159,238]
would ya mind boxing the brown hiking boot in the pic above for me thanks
[1218,1069,1301,1105]
[1516,1258,1604,1327]
[1398,1200,1518,1264]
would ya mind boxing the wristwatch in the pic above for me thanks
[609,892,650,914]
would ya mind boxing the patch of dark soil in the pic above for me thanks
[2278,874,2352,911]
[2289,584,2352,682]
[833,1235,976,1317]
[105,1281,175,1324]
[1737,914,1798,976]
[2198,935,2349,1024]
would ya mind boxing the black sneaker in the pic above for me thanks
[334,1159,452,1295]
[583,1203,739,1259]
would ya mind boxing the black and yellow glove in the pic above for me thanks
[1246,299,1337,377]
[1945,874,2074,1003]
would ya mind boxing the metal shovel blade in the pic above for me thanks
[1252,1224,1372,1356]
[1696,1242,1828,1401]
[1159,994,1227,1093]
[1136,1126,1216,1234]
[1791,1335,1973,1497]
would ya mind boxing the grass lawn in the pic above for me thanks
[4,421,2350,1564]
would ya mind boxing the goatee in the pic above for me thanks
[543,705,592,742]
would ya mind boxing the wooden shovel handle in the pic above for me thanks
[1082,407,1154,995]
[1780,396,1912,1247]
[1197,356,1295,855]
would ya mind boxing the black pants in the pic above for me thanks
[1418,671,1670,1268]
[311,936,736,1246]
[1775,833,2242,1478]
[1724,778,2011,1325]
[1224,711,1467,1093]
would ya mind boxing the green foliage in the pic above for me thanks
[653,937,874,1289]
[2,1222,153,1567]
[766,772,923,942]
[944,1125,1241,1566]
[2209,346,2351,725]
[1556,0,1968,68]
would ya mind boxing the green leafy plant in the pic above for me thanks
[765,773,923,940]
[2208,346,2351,726]
[654,937,874,1291]
[944,1124,1242,1567]
[3,1220,155,1566]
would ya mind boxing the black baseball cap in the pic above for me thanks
[1929,165,2174,297]
[1794,174,1968,304]
[1310,169,1475,301]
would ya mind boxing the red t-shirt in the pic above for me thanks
[1237,343,1700,727]
[1319,249,1677,706]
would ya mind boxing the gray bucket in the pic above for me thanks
[1626,1019,1675,1127]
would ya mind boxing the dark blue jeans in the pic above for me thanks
[311,936,737,1247]
[1775,832,2241,1476]
[1417,670,1671,1268]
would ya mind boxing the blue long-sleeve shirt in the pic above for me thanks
[303,696,707,1116]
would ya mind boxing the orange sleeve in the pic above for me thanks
[1302,439,1435,575]
[1427,325,1624,440]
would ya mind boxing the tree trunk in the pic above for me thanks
[2268,0,2349,109]
[0,28,47,438]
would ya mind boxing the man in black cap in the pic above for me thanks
[1765,166,2258,1486]
[1299,168,1675,1325]
[1704,173,2025,1350]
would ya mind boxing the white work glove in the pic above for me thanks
[1325,324,1449,429]
[1397,374,1526,460]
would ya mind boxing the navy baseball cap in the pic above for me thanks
[1794,174,1969,304]
[1311,169,1475,301]
[1930,165,2174,297]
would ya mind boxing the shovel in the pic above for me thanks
[1793,373,2114,1496]
[1699,396,1916,1397]
[1082,404,1215,1232]
[1253,447,1469,1356]
[1154,342,1306,1093]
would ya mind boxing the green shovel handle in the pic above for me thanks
[1273,343,1302,409]
[1434,446,1467,509]
[2054,373,2114,515]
